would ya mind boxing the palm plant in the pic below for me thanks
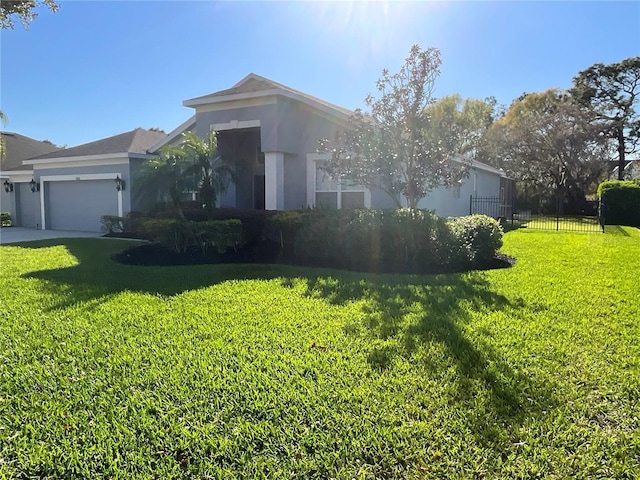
[134,130,236,220]
[180,131,236,219]
[134,146,193,220]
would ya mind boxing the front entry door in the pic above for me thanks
[254,175,265,210]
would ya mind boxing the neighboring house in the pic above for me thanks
[1,128,164,231]
[611,160,640,180]
[2,73,509,232]
[0,132,62,227]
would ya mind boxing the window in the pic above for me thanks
[315,161,368,209]
[452,185,461,199]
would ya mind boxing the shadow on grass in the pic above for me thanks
[17,238,292,311]
[15,238,557,454]
[294,273,558,449]
[604,225,631,236]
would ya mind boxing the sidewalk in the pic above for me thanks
[0,227,102,245]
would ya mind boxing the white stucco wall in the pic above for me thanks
[415,168,502,217]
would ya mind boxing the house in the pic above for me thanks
[611,160,640,181]
[0,132,62,227]
[154,73,510,215]
[1,128,164,231]
[1,74,509,232]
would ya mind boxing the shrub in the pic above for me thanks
[447,215,504,265]
[340,209,452,272]
[100,215,124,233]
[266,211,308,251]
[193,219,243,254]
[123,212,148,237]
[0,212,11,227]
[598,180,640,227]
[142,219,196,254]
[203,209,279,246]
[293,210,345,267]
[141,218,244,255]
[291,209,503,273]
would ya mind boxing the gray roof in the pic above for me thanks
[184,73,353,118]
[28,128,167,161]
[0,132,62,171]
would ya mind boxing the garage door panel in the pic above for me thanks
[47,180,118,232]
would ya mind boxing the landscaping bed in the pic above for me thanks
[110,209,511,274]
[113,241,515,273]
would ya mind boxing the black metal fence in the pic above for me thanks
[470,195,604,233]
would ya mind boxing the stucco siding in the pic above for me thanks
[128,159,146,212]
[414,168,502,217]
[275,99,343,155]
[195,104,280,152]
[13,183,40,228]
[1,188,15,220]
[195,99,345,210]
[370,187,399,209]
[474,169,502,198]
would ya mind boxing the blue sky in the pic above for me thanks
[1,1,639,147]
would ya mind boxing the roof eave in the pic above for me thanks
[23,152,154,165]
[147,116,196,154]
[183,89,352,122]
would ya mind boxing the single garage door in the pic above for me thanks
[46,180,119,232]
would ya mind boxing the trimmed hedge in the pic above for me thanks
[291,209,503,273]
[121,208,504,273]
[598,180,640,227]
[142,218,243,254]
[194,220,243,254]
[1,212,11,227]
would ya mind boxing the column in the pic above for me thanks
[264,152,284,210]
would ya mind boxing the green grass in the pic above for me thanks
[514,215,602,233]
[0,228,639,479]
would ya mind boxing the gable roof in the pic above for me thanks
[147,115,196,154]
[27,128,167,161]
[0,132,61,171]
[183,73,353,120]
[612,159,640,179]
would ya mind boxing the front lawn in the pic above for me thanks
[0,229,638,478]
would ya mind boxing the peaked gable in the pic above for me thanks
[183,73,353,120]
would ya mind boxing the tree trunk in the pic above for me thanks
[617,125,625,181]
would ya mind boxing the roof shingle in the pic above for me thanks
[27,128,166,161]
[0,132,62,171]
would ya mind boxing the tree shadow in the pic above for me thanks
[292,272,558,451]
[16,239,289,311]
[15,238,556,452]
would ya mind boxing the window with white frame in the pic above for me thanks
[315,161,368,209]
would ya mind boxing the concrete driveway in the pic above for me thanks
[0,227,102,245]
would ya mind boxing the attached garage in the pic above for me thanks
[14,183,40,228]
[43,176,122,232]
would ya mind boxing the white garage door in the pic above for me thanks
[46,180,119,232]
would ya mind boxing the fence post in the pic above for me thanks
[599,200,605,233]
[469,195,473,215]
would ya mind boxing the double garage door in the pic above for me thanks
[46,179,119,232]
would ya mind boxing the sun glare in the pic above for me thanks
[288,1,447,70]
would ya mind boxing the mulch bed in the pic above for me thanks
[112,242,515,274]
